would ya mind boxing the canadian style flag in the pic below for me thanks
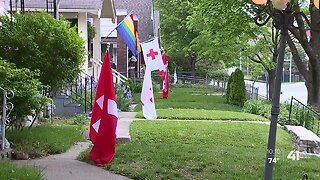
[141,37,165,72]
[141,68,157,119]
[173,68,178,84]
[162,54,169,99]
[88,51,118,166]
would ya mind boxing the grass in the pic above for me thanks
[133,87,242,112]
[134,87,266,121]
[6,124,84,158]
[136,109,268,121]
[0,159,43,180]
[79,121,320,179]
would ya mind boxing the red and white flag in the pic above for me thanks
[141,37,165,72]
[162,54,169,99]
[141,68,157,119]
[173,68,178,84]
[88,51,118,166]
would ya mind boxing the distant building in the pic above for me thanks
[101,0,160,79]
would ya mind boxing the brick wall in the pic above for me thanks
[114,0,154,42]
[116,15,127,75]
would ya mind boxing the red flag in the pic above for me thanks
[88,51,118,166]
[162,54,169,99]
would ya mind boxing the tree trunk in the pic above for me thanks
[287,5,320,108]
[305,56,320,106]
[190,57,196,83]
[267,69,276,101]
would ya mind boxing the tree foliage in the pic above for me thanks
[0,12,85,92]
[226,72,234,103]
[156,0,257,76]
[229,69,246,106]
[0,59,49,130]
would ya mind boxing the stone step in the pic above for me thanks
[284,125,320,154]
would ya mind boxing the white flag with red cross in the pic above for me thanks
[141,37,166,72]
[140,68,157,119]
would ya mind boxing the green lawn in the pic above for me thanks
[81,121,320,179]
[0,159,42,180]
[6,124,84,158]
[134,87,266,121]
[133,87,242,112]
[136,109,267,121]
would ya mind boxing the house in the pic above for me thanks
[101,0,160,80]
[3,0,116,80]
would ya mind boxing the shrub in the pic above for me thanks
[225,72,234,103]
[73,114,89,132]
[243,99,290,125]
[0,60,48,130]
[126,79,142,93]
[243,99,267,115]
[115,81,132,111]
[228,69,246,106]
[0,12,86,91]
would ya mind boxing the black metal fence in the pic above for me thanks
[288,96,320,136]
[245,84,259,100]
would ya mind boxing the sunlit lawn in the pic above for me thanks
[79,121,320,179]
[133,87,242,112]
[136,109,267,121]
[134,87,267,121]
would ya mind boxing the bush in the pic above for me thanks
[115,82,132,111]
[227,69,246,106]
[243,99,290,125]
[73,114,89,132]
[0,60,48,130]
[0,12,85,91]
[126,79,142,93]
[225,73,234,103]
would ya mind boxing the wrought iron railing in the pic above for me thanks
[0,87,14,150]
[288,96,320,136]
[68,73,96,114]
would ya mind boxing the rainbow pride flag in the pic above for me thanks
[116,14,141,56]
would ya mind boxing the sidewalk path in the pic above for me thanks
[12,112,137,180]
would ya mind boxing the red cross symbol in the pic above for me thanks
[146,49,158,60]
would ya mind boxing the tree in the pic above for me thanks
[156,0,257,76]
[0,12,86,92]
[155,0,199,74]
[242,24,279,100]
[285,2,320,107]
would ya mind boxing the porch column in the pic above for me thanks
[93,15,101,80]
[78,12,88,74]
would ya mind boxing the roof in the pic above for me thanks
[6,0,103,10]
[3,0,115,19]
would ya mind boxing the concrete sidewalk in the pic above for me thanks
[12,112,137,180]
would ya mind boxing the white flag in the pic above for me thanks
[141,68,157,119]
[173,68,178,84]
[141,37,165,72]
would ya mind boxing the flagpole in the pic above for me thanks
[102,10,134,40]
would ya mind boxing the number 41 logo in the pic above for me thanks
[287,150,300,161]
